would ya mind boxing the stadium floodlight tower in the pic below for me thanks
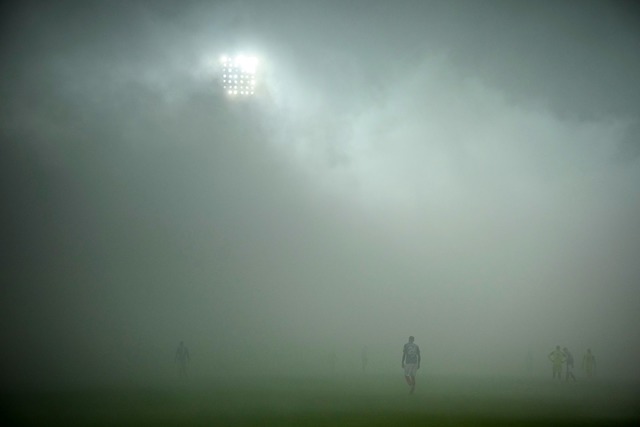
[220,54,258,97]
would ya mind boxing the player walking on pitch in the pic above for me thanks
[402,336,421,394]
[563,347,576,381]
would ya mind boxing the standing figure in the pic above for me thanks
[402,336,421,394]
[175,341,190,378]
[563,347,576,381]
[583,348,597,378]
[548,345,565,380]
[361,346,369,373]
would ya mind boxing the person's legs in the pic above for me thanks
[405,364,417,393]
[404,364,417,391]
[404,364,411,386]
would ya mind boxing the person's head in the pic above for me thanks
[409,336,415,343]
[587,348,591,353]
[556,345,560,350]
[563,347,568,351]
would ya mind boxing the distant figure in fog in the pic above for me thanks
[402,336,421,394]
[563,347,576,381]
[175,341,190,378]
[361,346,369,373]
[583,348,596,378]
[548,345,565,380]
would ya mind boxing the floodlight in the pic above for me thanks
[219,53,260,97]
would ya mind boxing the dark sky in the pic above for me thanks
[1,0,639,387]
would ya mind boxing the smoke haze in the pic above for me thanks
[1,0,639,388]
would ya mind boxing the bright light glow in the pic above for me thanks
[220,53,259,97]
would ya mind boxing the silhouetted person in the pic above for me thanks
[583,348,596,378]
[548,345,565,380]
[402,336,421,394]
[361,346,369,373]
[563,347,576,381]
[175,341,190,378]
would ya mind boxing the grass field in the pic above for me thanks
[2,375,639,426]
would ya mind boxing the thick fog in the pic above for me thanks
[1,0,639,388]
